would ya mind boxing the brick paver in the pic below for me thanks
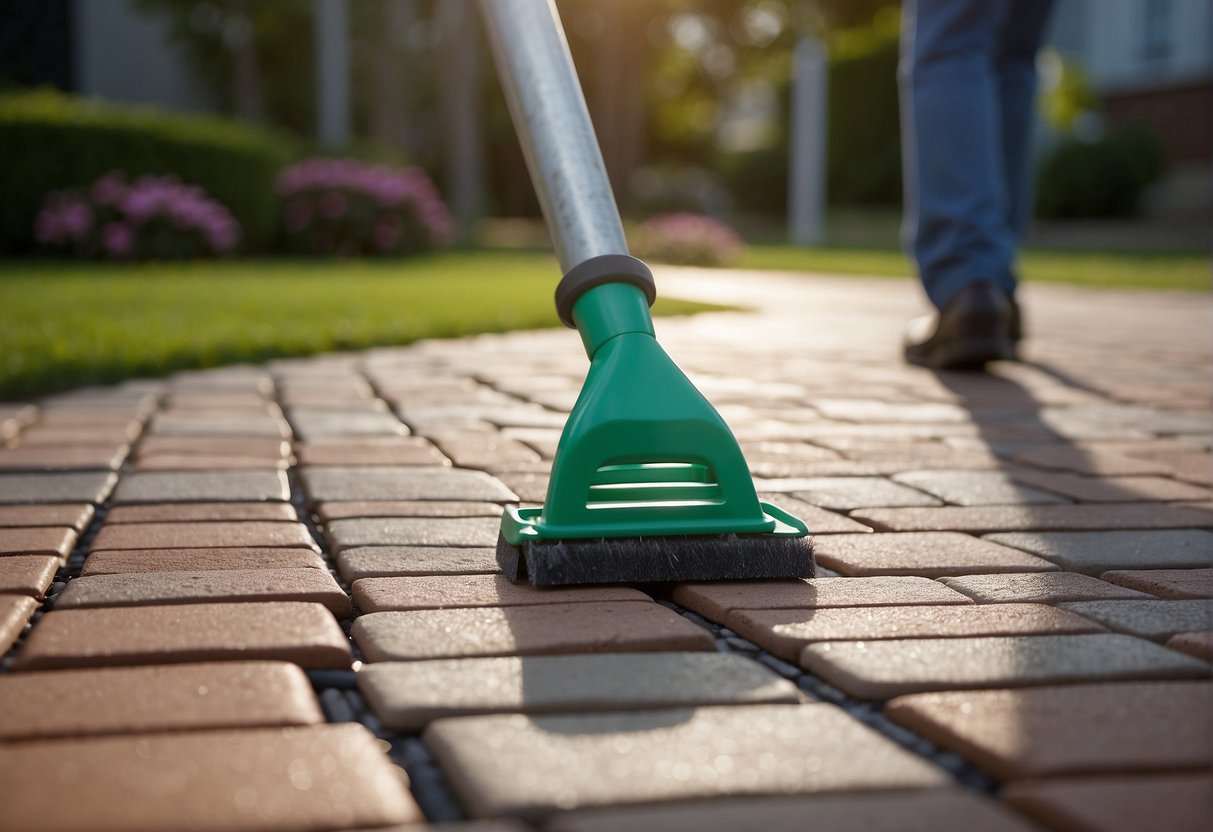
[338,545,499,580]
[14,602,352,669]
[325,516,502,550]
[112,470,291,503]
[547,790,1044,832]
[425,704,948,819]
[0,472,116,504]
[885,681,1212,779]
[0,554,60,597]
[55,568,352,616]
[353,574,649,612]
[1101,568,1213,599]
[1057,599,1213,642]
[0,503,94,529]
[81,546,327,575]
[800,633,1210,699]
[353,603,715,661]
[939,572,1153,603]
[1002,774,1211,832]
[89,520,317,551]
[103,502,298,523]
[672,576,971,620]
[0,595,37,654]
[0,724,421,832]
[300,466,516,502]
[812,532,1058,577]
[315,500,503,521]
[2,269,1209,827]
[0,526,77,559]
[359,652,798,730]
[731,604,1105,660]
[0,661,323,741]
[853,504,1213,533]
[983,530,1213,575]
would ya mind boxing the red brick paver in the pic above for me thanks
[1101,568,1213,599]
[0,724,421,832]
[0,554,60,597]
[0,661,323,741]
[547,790,1043,832]
[885,681,1213,779]
[81,546,327,575]
[14,602,352,670]
[1002,774,1212,832]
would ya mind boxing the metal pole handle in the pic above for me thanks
[478,0,629,272]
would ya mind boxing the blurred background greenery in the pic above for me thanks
[0,0,1208,395]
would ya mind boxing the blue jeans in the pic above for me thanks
[899,0,1055,309]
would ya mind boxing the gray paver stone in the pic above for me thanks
[800,633,1211,700]
[358,652,798,730]
[424,704,948,819]
[300,466,516,502]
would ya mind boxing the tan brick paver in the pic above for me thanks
[112,470,291,503]
[0,526,77,559]
[89,520,317,551]
[315,500,503,521]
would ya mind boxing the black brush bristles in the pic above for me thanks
[497,532,814,587]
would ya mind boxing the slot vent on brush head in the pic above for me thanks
[586,461,725,510]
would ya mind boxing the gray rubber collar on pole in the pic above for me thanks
[555,254,656,328]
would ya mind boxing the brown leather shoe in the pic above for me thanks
[904,282,1017,370]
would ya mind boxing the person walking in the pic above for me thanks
[899,0,1056,369]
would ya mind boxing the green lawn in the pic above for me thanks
[0,251,720,400]
[740,245,1210,291]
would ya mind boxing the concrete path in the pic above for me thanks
[0,267,1210,831]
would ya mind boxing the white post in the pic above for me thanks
[314,0,351,147]
[788,35,827,246]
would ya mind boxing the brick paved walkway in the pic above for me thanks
[0,268,1210,832]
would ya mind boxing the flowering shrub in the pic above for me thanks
[34,172,241,259]
[629,212,745,267]
[275,158,454,256]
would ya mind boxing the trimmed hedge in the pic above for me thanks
[1035,126,1165,218]
[0,89,296,252]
